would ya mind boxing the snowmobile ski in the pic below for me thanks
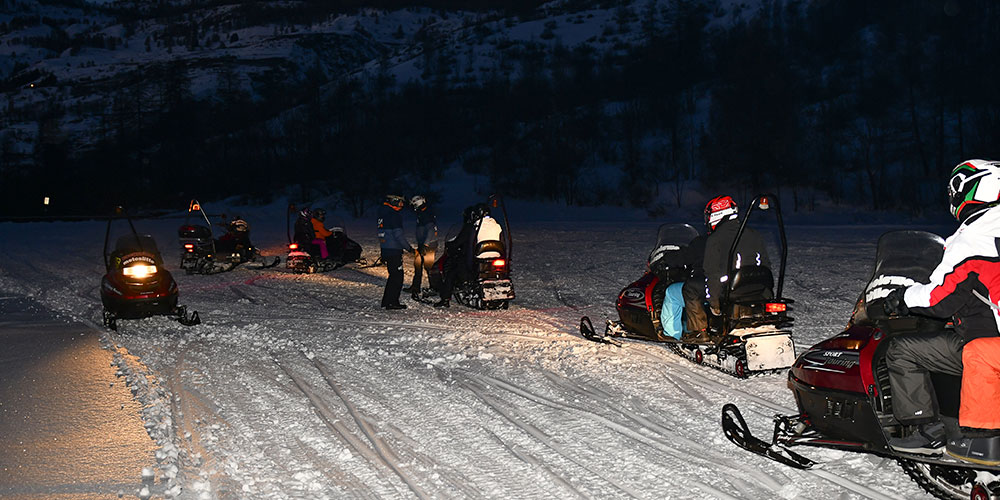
[721,404,816,470]
[579,316,622,346]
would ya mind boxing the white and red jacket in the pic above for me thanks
[904,205,1000,342]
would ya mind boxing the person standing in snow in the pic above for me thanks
[404,195,438,300]
[881,159,1000,461]
[377,194,413,310]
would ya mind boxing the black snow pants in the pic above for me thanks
[682,275,708,332]
[381,249,404,307]
[886,330,965,425]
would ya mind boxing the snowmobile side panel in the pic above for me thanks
[744,331,795,371]
[788,372,889,450]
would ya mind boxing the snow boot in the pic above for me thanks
[946,435,1000,465]
[889,421,946,455]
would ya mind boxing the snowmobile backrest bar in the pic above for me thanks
[724,193,788,304]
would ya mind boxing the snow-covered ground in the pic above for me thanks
[0,203,946,499]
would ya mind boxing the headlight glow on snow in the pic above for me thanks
[123,264,156,278]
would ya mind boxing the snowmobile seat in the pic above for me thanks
[475,240,505,259]
[728,265,774,302]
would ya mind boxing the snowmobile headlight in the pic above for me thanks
[289,243,298,250]
[765,302,787,313]
[122,264,156,278]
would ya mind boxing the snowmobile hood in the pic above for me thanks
[790,325,873,395]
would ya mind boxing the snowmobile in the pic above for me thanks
[177,199,278,274]
[581,194,795,378]
[414,195,515,310]
[101,207,200,331]
[285,205,367,273]
[721,229,1000,500]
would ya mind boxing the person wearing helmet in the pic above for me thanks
[434,203,490,308]
[881,159,1000,460]
[378,194,414,310]
[404,195,438,299]
[214,215,252,258]
[679,195,770,343]
[311,208,334,260]
[293,208,314,246]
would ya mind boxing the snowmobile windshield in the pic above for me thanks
[114,234,164,264]
[648,223,700,267]
[861,230,944,316]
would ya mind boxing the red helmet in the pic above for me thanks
[704,195,738,232]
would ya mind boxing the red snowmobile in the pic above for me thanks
[581,193,795,377]
[721,230,1000,499]
[101,208,200,331]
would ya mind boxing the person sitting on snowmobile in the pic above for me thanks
[311,208,334,260]
[434,203,489,308]
[882,159,1000,460]
[655,225,707,341]
[215,216,251,257]
[681,195,771,343]
[405,195,438,300]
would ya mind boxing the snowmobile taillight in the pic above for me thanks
[289,243,298,250]
[492,259,506,268]
[184,243,194,251]
[765,303,787,313]
[122,264,156,279]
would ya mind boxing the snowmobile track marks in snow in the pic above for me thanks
[461,370,785,498]
[455,373,644,499]
[272,357,408,497]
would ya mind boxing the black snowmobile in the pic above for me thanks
[581,194,795,377]
[101,207,200,331]
[285,205,366,273]
[414,196,515,310]
[721,230,1000,500]
[177,199,278,274]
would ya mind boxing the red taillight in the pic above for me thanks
[765,303,786,313]
[289,243,298,250]
[184,243,194,249]
[492,259,505,268]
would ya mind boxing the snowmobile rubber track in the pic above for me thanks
[666,343,785,379]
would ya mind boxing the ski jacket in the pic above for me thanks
[377,204,410,251]
[312,218,333,240]
[415,209,438,246]
[903,206,1000,342]
[703,218,770,310]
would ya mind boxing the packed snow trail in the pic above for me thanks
[0,215,943,498]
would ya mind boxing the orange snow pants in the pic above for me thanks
[960,337,1000,430]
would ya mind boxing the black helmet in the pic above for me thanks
[949,160,1000,222]
[385,194,405,209]
[313,208,327,221]
[463,203,490,224]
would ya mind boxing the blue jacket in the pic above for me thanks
[377,204,410,251]
[415,209,438,246]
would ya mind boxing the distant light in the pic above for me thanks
[43,196,50,205]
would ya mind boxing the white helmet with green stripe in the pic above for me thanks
[949,159,1000,222]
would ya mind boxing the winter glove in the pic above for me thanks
[883,288,909,317]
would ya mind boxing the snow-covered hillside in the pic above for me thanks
[0,200,948,498]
